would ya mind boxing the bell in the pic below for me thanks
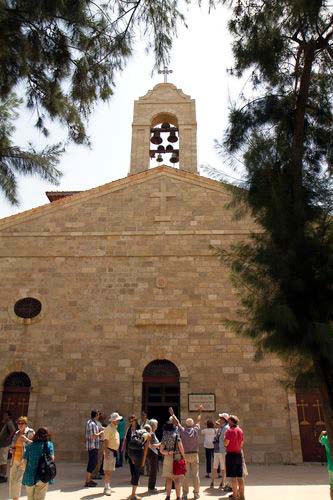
[156,154,163,162]
[167,130,178,143]
[170,152,179,163]
[150,151,156,159]
[161,122,170,130]
[157,145,165,152]
[166,144,173,152]
[151,130,162,145]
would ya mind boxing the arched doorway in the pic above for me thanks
[295,377,326,462]
[1,372,31,421]
[142,360,180,440]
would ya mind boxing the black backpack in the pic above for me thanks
[127,430,146,460]
[36,441,57,483]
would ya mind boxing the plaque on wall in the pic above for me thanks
[188,393,215,412]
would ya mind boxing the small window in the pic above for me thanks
[14,297,42,319]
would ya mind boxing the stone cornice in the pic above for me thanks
[0,229,259,237]
[138,83,192,102]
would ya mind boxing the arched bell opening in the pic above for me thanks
[1,372,31,421]
[150,113,180,169]
[295,374,325,462]
[142,359,180,440]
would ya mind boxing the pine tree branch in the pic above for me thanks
[318,16,333,37]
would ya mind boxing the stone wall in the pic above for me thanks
[0,167,303,462]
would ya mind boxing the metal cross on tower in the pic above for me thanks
[158,66,173,83]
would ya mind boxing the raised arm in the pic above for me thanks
[171,414,180,426]
[196,405,203,425]
[169,406,182,428]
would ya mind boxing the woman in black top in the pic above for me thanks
[122,416,140,487]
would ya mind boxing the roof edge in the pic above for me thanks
[0,167,230,230]
[46,191,82,203]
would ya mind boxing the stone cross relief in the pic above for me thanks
[150,178,176,222]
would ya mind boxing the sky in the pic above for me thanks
[0,3,247,218]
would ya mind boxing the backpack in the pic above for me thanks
[127,430,146,461]
[36,442,57,483]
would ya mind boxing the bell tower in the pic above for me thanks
[129,83,198,175]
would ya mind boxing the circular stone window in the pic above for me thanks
[14,297,42,319]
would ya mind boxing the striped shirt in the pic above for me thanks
[177,424,200,453]
[85,419,100,450]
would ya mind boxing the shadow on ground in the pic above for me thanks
[53,462,327,488]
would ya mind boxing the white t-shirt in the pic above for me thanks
[201,428,215,449]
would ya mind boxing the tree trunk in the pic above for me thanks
[290,39,333,463]
[290,40,316,208]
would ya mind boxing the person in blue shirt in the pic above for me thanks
[211,413,230,491]
[22,427,55,500]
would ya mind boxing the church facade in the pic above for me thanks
[0,83,323,463]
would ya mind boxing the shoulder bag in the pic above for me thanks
[172,437,186,476]
[36,441,57,483]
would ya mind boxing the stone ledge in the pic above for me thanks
[135,307,187,326]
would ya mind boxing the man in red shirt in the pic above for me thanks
[224,415,245,500]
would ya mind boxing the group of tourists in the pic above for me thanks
[84,406,246,500]
[1,406,332,500]
[0,410,55,500]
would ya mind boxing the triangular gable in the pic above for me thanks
[0,167,238,232]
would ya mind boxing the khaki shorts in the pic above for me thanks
[104,450,116,471]
[213,452,226,470]
[162,454,184,480]
[0,447,9,465]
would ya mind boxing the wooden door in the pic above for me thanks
[296,391,326,462]
[143,383,180,440]
[1,372,31,422]
[142,360,180,441]
[1,387,30,422]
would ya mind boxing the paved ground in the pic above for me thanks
[0,462,329,500]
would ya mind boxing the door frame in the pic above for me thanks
[0,364,39,425]
[295,389,326,462]
[133,356,189,423]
